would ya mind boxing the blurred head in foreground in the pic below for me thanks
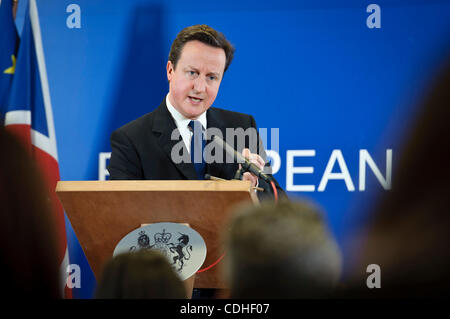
[223,200,342,298]
[344,59,450,298]
[96,249,187,299]
[0,127,61,298]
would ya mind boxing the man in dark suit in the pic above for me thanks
[108,24,285,200]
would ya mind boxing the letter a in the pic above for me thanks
[366,4,381,29]
[318,150,355,192]
[366,264,381,288]
[66,264,81,289]
[66,4,81,29]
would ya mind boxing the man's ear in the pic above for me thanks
[167,60,174,81]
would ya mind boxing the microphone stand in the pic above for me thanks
[233,162,265,192]
[233,159,252,180]
[233,166,244,180]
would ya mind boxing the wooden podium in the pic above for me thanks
[56,180,257,290]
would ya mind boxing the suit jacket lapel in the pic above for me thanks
[152,100,198,180]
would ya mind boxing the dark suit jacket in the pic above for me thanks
[108,99,285,200]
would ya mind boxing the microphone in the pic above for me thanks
[212,135,272,182]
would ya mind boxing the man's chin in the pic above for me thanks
[183,105,208,119]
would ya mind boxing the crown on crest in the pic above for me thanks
[154,229,171,243]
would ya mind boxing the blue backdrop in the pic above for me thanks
[10,0,450,298]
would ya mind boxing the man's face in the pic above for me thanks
[167,40,226,119]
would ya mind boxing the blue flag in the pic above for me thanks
[0,0,18,121]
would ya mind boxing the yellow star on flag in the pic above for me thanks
[3,55,16,74]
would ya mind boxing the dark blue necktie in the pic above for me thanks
[188,120,206,179]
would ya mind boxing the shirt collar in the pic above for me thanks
[166,94,207,130]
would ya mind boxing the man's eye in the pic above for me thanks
[209,76,217,81]
[188,71,196,76]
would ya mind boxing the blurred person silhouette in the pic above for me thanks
[342,59,450,298]
[222,200,342,298]
[0,127,61,298]
[95,249,187,299]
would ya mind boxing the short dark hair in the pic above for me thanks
[224,200,342,298]
[95,250,187,299]
[168,24,235,73]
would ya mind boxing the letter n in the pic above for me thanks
[359,149,392,191]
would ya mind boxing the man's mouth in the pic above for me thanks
[188,96,203,103]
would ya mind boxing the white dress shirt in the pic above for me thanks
[166,94,207,154]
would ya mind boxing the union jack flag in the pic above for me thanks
[3,0,71,298]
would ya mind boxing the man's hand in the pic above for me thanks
[241,148,265,187]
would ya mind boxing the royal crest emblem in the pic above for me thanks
[114,223,206,280]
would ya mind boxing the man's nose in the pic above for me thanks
[192,76,206,93]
